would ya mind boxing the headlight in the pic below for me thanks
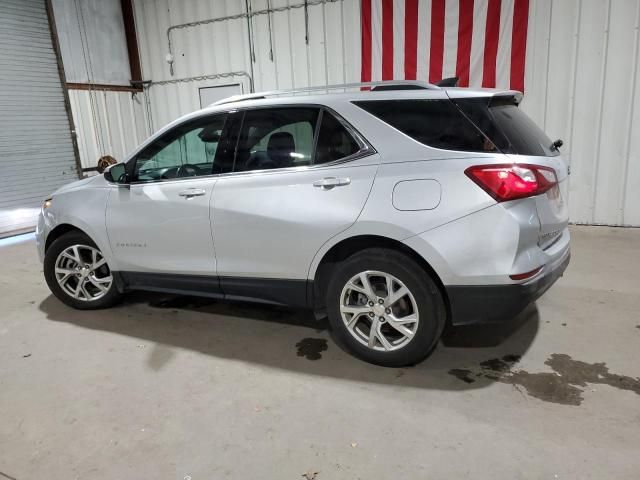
[43,198,52,209]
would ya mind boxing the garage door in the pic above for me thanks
[0,0,79,237]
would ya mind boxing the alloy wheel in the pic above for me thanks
[54,244,113,302]
[339,270,419,352]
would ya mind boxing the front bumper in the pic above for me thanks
[445,248,571,326]
[35,210,47,263]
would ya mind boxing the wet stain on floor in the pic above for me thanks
[448,368,476,384]
[449,354,640,406]
[295,338,328,361]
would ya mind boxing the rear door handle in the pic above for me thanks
[178,188,206,198]
[313,177,351,189]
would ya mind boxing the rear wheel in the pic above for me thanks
[44,231,122,309]
[326,248,445,367]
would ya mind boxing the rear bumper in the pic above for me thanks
[445,248,571,326]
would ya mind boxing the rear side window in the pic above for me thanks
[234,108,319,172]
[232,107,363,172]
[453,97,559,157]
[353,100,496,152]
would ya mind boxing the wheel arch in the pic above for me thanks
[312,234,450,318]
[44,223,90,253]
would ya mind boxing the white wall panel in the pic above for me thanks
[566,0,606,225]
[52,0,131,84]
[133,0,351,132]
[68,90,149,171]
[132,0,640,226]
[624,3,640,227]
[146,77,251,130]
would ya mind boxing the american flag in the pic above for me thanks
[361,0,530,92]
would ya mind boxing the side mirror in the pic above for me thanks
[104,163,129,184]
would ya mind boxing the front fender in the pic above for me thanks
[40,186,115,268]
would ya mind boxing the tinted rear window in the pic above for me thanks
[454,97,559,157]
[353,100,497,153]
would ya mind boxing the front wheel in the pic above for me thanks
[44,231,122,309]
[326,248,446,367]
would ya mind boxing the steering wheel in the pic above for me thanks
[176,164,202,177]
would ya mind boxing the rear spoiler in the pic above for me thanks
[437,78,523,105]
[436,77,459,87]
[446,89,523,106]
[488,92,523,106]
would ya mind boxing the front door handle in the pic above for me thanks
[178,188,206,198]
[313,177,351,189]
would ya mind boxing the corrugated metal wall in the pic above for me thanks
[521,0,640,227]
[67,89,149,169]
[0,0,79,236]
[52,0,132,85]
[129,0,639,226]
[133,0,360,128]
[51,0,149,171]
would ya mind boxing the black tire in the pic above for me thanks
[44,231,122,310]
[326,248,446,367]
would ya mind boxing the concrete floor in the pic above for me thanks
[0,226,639,479]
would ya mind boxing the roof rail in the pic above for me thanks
[211,80,440,106]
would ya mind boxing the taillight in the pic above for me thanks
[464,164,558,202]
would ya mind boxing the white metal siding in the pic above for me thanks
[131,0,639,226]
[51,0,132,85]
[521,0,640,227]
[0,0,79,236]
[67,89,149,170]
[133,0,360,128]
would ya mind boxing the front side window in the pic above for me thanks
[234,108,319,172]
[353,99,496,152]
[132,114,227,182]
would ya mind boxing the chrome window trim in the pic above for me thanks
[125,149,378,187]
[126,103,377,186]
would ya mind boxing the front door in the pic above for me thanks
[211,107,379,304]
[106,113,230,279]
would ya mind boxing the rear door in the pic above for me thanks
[211,106,379,303]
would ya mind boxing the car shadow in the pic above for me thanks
[39,292,539,390]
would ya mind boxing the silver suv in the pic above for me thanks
[37,81,570,367]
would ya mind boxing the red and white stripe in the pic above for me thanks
[361,0,530,92]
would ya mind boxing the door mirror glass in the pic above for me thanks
[104,163,128,184]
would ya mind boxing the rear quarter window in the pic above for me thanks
[353,99,497,153]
